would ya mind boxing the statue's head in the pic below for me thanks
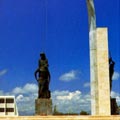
[40,52,46,60]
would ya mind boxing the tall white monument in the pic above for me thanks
[87,0,111,115]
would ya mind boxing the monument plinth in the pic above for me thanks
[111,98,118,115]
[35,99,52,115]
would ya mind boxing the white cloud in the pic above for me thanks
[56,90,81,100]
[84,82,90,87]
[0,69,8,76]
[0,90,4,95]
[12,87,23,94]
[0,83,91,115]
[1,82,120,115]
[12,83,38,95]
[112,71,120,80]
[12,83,38,115]
[0,83,38,115]
[52,90,91,113]
[16,94,24,102]
[23,83,38,93]
[10,83,38,115]
[59,70,80,82]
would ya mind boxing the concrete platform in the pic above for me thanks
[0,116,120,120]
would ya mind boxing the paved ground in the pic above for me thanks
[0,115,120,120]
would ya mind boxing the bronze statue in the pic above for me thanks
[109,57,115,92]
[34,53,51,98]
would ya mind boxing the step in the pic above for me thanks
[0,115,120,120]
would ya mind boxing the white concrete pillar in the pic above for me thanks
[89,28,111,115]
[96,28,110,115]
[86,0,111,115]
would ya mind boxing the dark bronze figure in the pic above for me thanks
[35,53,51,98]
[109,57,115,92]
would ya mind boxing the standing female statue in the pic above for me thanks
[35,53,51,98]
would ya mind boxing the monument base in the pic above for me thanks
[111,98,118,115]
[35,98,52,115]
[0,116,120,120]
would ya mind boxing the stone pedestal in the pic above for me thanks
[0,116,120,120]
[111,98,118,115]
[35,99,52,115]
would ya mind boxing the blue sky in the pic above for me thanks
[0,0,120,115]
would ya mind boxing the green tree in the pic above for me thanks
[53,105,59,115]
[80,110,89,115]
[118,106,120,114]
